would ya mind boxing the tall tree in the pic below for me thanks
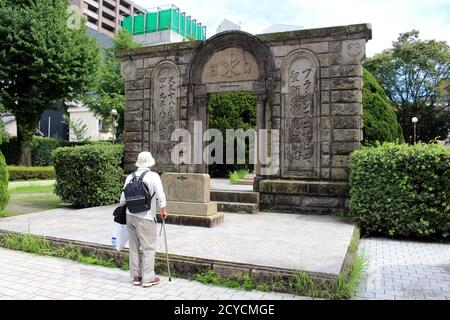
[362,68,404,145]
[364,30,450,143]
[81,29,140,140]
[0,0,100,165]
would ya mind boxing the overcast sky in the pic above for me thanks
[132,0,450,57]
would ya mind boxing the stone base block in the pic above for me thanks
[156,212,224,228]
[258,179,349,214]
[159,201,218,216]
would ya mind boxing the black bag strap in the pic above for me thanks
[139,171,154,200]
[139,171,148,181]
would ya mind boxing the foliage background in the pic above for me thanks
[0,0,100,164]
[364,30,450,143]
[208,92,256,178]
[362,69,404,145]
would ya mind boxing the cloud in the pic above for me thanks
[132,0,450,56]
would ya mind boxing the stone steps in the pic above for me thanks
[217,202,258,214]
[211,190,259,214]
[235,179,254,185]
[235,174,255,185]
[211,190,259,203]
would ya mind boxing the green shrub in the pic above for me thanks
[350,143,450,239]
[31,137,61,166]
[7,166,55,181]
[53,144,123,207]
[362,69,404,145]
[229,169,249,184]
[0,152,9,211]
[0,136,21,165]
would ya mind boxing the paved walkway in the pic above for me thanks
[0,206,355,275]
[1,238,449,300]
[0,248,308,300]
[355,238,450,300]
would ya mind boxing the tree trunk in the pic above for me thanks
[16,114,36,167]
[19,142,32,166]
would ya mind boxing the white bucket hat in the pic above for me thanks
[135,151,155,168]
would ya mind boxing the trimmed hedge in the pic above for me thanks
[350,143,450,239]
[0,136,95,166]
[0,152,9,211]
[31,137,61,166]
[7,166,55,181]
[53,144,123,208]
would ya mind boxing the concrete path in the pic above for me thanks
[0,205,355,275]
[355,238,450,300]
[0,248,308,300]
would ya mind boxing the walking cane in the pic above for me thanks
[160,218,171,282]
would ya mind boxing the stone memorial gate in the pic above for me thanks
[119,24,372,214]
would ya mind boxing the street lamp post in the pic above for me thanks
[110,109,118,144]
[412,117,418,145]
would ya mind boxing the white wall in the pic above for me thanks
[134,30,185,46]
[4,119,17,137]
[67,106,113,142]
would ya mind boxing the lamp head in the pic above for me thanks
[412,117,418,123]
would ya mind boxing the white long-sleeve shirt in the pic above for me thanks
[119,168,167,221]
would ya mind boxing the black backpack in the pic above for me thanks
[123,171,155,214]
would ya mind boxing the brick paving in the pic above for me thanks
[1,237,449,300]
[355,238,450,300]
[0,248,308,300]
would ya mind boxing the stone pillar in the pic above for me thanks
[122,58,145,173]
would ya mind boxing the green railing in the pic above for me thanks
[121,5,206,41]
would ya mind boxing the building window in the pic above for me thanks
[102,22,115,32]
[99,119,110,133]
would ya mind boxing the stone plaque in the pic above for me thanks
[284,55,317,175]
[161,173,210,203]
[202,47,259,83]
[152,63,179,164]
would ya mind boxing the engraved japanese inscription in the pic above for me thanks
[153,64,178,164]
[284,55,317,175]
[202,47,259,83]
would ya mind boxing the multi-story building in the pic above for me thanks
[121,4,206,45]
[71,0,145,37]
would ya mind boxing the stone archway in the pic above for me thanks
[183,31,275,175]
[119,24,372,213]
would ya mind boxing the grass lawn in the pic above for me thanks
[8,182,55,194]
[0,181,61,218]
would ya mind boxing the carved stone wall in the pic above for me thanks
[119,24,372,213]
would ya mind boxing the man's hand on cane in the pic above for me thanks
[160,207,168,221]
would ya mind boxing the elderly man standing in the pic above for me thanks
[120,151,168,287]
